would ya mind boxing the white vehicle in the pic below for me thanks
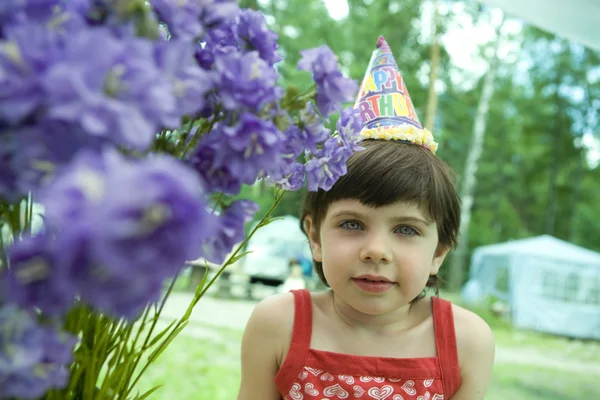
[241,215,313,296]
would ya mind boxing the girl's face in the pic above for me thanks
[305,199,448,316]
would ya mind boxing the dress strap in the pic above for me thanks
[273,289,313,395]
[432,296,461,397]
[289,288,313,351]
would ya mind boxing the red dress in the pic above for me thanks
[274,289,461,400]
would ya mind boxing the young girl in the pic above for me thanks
[237,37,495,400]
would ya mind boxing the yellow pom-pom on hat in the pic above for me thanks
[353,36,438,154]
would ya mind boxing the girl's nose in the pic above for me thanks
[359,233,393,264]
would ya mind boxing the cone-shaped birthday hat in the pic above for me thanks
[353,36,438,153]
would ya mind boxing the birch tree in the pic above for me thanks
[448,15,506,292]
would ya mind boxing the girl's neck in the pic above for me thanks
[329,290,422,336]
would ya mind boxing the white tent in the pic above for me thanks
[465,235,600,339]
[478,0,600,51]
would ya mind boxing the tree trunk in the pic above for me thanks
[492,124,507,240]
[544,58,568,235]
[568,155,584,241]
[447,17,505,292]
[425,0,441,131]
[544,116,561,235]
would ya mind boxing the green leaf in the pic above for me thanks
[146,321,189,364]
[145,319,177,350]
[134,385,164,400]
[226,250,252,266]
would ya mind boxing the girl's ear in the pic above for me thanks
[430,245,450,275]
[303,215,322,262]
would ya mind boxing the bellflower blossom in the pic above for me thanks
[191,113,287,195]
[0,0,90,37]
[149,0,239,40]
[298,45,358,117]
[3,234,75,316]
[336,107,365,156]
[213,50,282,112]
[201,199,259,265]
[0,305,77,399]
[4,149,218,319]
[263,113,307,190]
[299,102,332,152]
[0,22,62,125]
[0,121,111,202]
[42,28,179,149]
[195,23,239,69]
[149,0,204,40]
[154,39,214,118]
[304,137,350,192]
[303,106,364,191]
[235,9,282,65]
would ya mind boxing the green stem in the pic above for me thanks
[123,272,180,397]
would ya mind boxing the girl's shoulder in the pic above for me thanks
[244,292,298,365]
[446,300,496,369]
[448,301,494,343]
[246,291,296,334]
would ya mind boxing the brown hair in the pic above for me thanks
[299,140,461,297]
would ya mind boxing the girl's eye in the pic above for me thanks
[396,226,418,236]
[340,220,362,230]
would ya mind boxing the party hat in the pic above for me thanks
[353,36,438,153]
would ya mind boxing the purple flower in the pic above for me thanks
[202,199,258,264]
[3,234,76,316]
[32,148,217,318]
[195,24,239,69]
[0,22,62,125]
[298,45,358,117]
[42,27,179,150]
[305,138,349,191]
[192,113,286,194]
[213,50,281,112]
[263,120,306,190]
[201,0,240,29]
[235,9,281,65]
[0,305,77,399]
[189,144,241,195]
[149,0,204,40]
[154,40,213,118]
[270,161,305,191]
[336,106,364,156]
[299,102,331,152]
[0,120,110,201]
[149,0,239,40]
[0,0,90,38]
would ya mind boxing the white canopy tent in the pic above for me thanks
[465,235,600,339]
[478,0,600,51]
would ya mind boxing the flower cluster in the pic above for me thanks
[0,305,77,399]
[0,0,364,397]
[4,149,217,319]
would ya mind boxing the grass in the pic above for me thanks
[135,325,242,400]
[137,289,600,400]
[488,364,600,400]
